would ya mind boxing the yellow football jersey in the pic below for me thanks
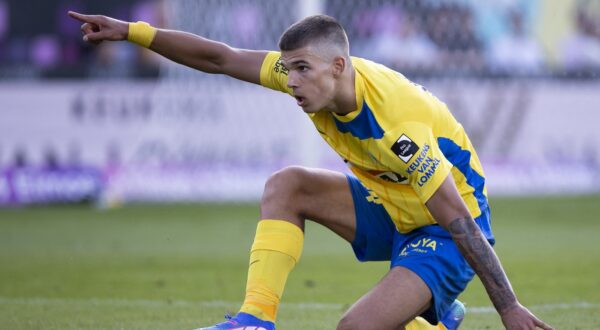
[260,51,488,234]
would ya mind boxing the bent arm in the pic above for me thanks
[150,29,267,84]
[426,175,552,328]
[425,175,518,313]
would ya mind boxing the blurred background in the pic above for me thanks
[1,0,600,206]
[2,3,599,329]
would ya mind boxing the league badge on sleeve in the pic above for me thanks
[391,134,420,163]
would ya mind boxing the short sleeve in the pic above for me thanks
[384,122,452,203]
[260,51,293,95]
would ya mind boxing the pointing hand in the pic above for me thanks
[68,11,129,45]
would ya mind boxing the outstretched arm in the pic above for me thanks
[426,175,553,330]
[67,11,267,84]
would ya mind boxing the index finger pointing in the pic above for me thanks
[68,11,97,24]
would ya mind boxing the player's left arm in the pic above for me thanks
[426,175,553,330]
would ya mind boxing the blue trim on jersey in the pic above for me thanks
[333,101,384,140]
[437,137,488,214]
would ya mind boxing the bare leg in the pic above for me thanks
[337,266,433,330]
[260,166,357,242]
[256,166,433,329]
[238,166,358,321]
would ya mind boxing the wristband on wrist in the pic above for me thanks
[127,21,157,48]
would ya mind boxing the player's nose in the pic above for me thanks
[287,72,299,89]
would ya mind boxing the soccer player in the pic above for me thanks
[68,11,553,330]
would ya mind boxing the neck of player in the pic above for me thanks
[331,66,358,116]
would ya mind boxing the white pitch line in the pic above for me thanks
[0,297,598,314]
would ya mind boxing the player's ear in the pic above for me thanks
[332,56,346,78]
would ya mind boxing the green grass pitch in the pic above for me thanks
[1,196,599,329]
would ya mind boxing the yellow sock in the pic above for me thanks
[405,317,447,330]
[239,220,304,322]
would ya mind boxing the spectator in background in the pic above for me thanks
[350,5,402,65]
[426,4,484,74]
[470,0,539,48]
[392,13,438,72]
[351,5,438,73]
[487,9,545,76]
[560,7,600,75]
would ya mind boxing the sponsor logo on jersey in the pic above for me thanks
[417,157,441,187]
[406,144,430,175]
[391,134,419,163]
[274,58,289,76]
[375,171,409,184]
[399,238,439,256]
[404,143,441,187]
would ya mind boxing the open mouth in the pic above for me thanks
[294,96,306,107]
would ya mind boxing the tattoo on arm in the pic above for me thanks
[447,217,518,314]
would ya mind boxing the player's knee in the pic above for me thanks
[262,166,310,211]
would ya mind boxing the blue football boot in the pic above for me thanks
[440,300,466,330]
[194,312,275,330]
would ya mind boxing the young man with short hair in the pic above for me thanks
[68,11,553,330]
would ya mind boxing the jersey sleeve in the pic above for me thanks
[259,51,293,95]
[384,122,453,203]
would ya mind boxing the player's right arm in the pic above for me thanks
[67,11,266,85]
